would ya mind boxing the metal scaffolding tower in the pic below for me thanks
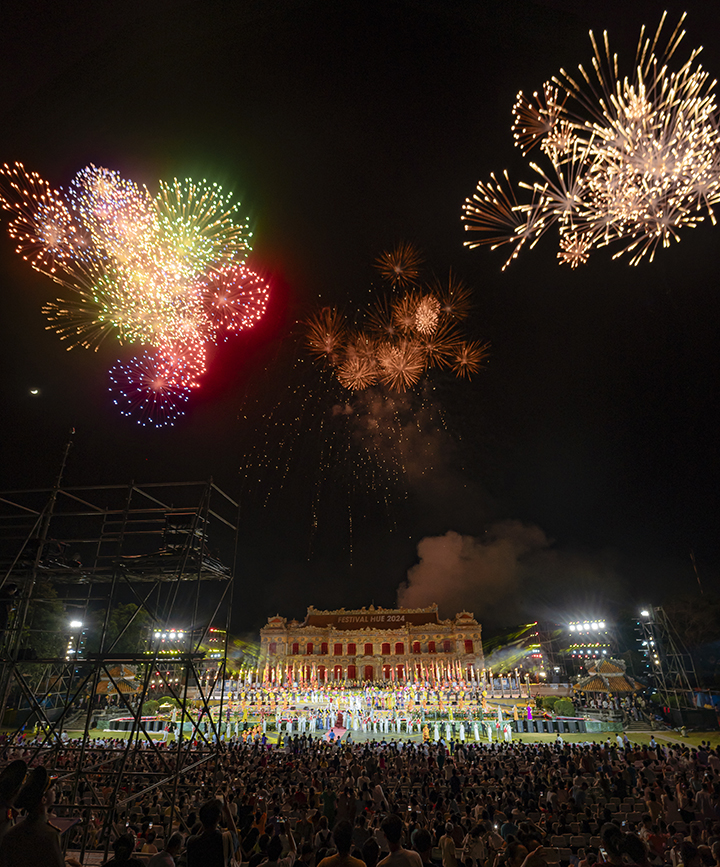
[0,471,239,861]
[636,605,699,708]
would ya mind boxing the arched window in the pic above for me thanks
[381,642,391,655]
[412,641,421,654]
[321,642,328,655]
[364,643,373,656]
[382,664,392,680]
[395,642,404,655]
[347,643,356,656]
[348,664,357,680]
[269,642,277,655]
[334,643,343,656]
[292,642,299,655]
[464,639,474,654]
[306,642,314,655]
[396,664,405,681]
[443,640,452,653]
[428,641,436,653]
[333,664,342,681]
[364,665,374,681]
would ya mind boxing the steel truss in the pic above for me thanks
[637,605,699,708]
[0,470,239,862]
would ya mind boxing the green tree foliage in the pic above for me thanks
[142,699,159,716]
[554,698,575,716]
[21,579,67,659]
[18,579,67,689]
[88,603,152,655]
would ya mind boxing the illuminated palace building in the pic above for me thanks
[259,605,484,683]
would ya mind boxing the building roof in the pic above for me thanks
[573,657,644,694]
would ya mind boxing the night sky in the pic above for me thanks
[2,0,720,634]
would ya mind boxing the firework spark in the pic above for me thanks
[336,354,378,391]
[452,340,491,378]
[0,162,268,424]
[305,308,347,359]
[0,162,78,272]
[108,351,192,428]
[374,241,424,287]
[463,14,720,267]
[377,340,426,391]
[305,249,488,393]
[413,294,441,335]
[202,264,271,335]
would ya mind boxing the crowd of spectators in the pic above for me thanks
[0,732,719,867]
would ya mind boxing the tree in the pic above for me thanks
[555,698,575,717]
[18,579,68,690]
[88,603,152,655]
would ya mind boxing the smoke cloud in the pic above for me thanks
[334,385,491,525]
[397,522,627,626]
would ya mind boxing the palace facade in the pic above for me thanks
[259,604,483,683]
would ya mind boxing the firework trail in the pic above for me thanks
[463,14,720,268]
[0,162,270,427]
[238,246,489,555]
[238,347,463,561]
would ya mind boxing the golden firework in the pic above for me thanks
[0,162,78,273]
[434,271,472,320]
[465,13,720,268]
[557,229,592,268]
[305,307,346,359]
[512,83,569,155]
[374,241,423,287]
[452,340,490,378]
[392,291,420,332]
[366,297,398,339]
[337,354,378,390]
[413,294,441,335]
[304,249,489,393]
[377,340,426,391]
[419,320,465,369]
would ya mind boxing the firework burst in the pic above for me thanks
[304,248,488,393]
[202,264,271,335]
[0,162,78,272]
[377,340,426,390]
[0,162,269,425]
[374,241,424,287]
[305,307,347,360]
[108,351,192,428]
[463,13,720,268]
